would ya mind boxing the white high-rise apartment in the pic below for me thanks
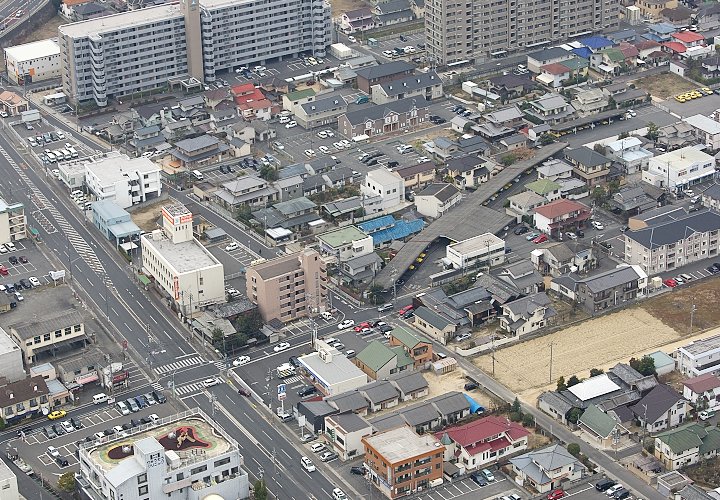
[425,0,619,66]
[59,0,331,106]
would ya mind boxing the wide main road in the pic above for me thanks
[0,132,344,498]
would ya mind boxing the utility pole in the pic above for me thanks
[491,335,496,377]
[690,303,697,335]
[549,342,554,383]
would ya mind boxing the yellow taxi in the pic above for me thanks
[702,87,713,95]
[48,410,67,420]
[675,95,686,102]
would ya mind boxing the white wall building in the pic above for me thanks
[0,459,18,500]
[360,168,404,213]
[324,412,373,461]
[4,39,61,84]
[0,198,25,245]
[316,226,374,262]
[0,327,25,384]
[298,345,368,396]
[141,204,225,316]
[84,152,162,209]
[642,146,715,192]
[677,333,720,377]
[683,114,720,150]
[78,408,249,500]
[605,136,654,175]
[446,233,505,270]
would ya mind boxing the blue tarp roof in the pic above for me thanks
[571,47,592,59]
[463,394,486,414]
[580,36,613,50]
[357,215,396,233]
[369,219,424,245]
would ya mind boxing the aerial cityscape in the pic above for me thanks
[1,0,720,498]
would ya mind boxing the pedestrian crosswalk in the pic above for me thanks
[213,360,227,371]
[175,382,206,396]
[151,382,164,392]
[281,375,302,384]
[0,145,111,284]
[154,356,203,375]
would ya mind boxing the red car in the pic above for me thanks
[354,322,371,332]
[547,489,565,500]
[532,234,549,244]
[0,266,8,276]
[663,278,678,288]
[398,305,414,315]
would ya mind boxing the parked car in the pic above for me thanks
[350,466,366,475]
[470,471,488,486]
[320,451,338,462]
[596,479,617,491]
[532,234,549,244]
[464,381,479,391]
[547,489,565,500]
[663,278,678,288]
[700,410,716,420]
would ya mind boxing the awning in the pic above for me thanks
[138,275,151,286]
[76,373,99,385]
[119,242,138,251]
[536,73,555,85]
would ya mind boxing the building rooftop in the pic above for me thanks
[568,374,621,401]
[299,347,367,389]
[85,154,160,185]
[58,4,182,38]
[366,167,403,186]
[317,226,368,248]
[0,285,87,339]
[326,412,371,433]
[626,209,720,249]
[448,233,504,255]
[363,425,442,463]
[416,183,460,203]
[377,71,441,96]
[92,200,130,221]
[355,61,414,80]
[4,39,60,62]
[0,375,48,408]
[249,252,304,281]
[680,333,720,356]
[683,114,720,136]
[534,199,589,219]
[342,98,424,125]
[650,146,714,169]
[141,231,221,274]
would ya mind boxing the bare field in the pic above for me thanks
[129,198,168,232]
[330,0,368,15]
[644,279,720,332]
[426,369,494,409]
[634,72,696,99]
[474,308,680,392]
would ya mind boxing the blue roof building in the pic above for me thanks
[571,47,593,59]
[357,216,425,246]
[580,36,614,50]
[92,200,141,247]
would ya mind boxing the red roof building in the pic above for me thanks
[435,416,530,469]
[663,41,688,54]
[533,199,591,237]
[683,373,720,407]
[231,83,272,120]
[540,63,570,75]
[671,31,706,47]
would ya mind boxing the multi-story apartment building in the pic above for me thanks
[77,408,250,500]
[246,248,327,323]
[59,0,331,106]
[363,425,444,499]
[677,333,720,377]
[0,197,25,245]
[623,210,720,275]
[84,152,162,209]
[642,147,715,192]
[424,0,618,66]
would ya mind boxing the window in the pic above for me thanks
[138,474,147,484]
[190,465,207,475]
[74,325,82,332]
[138,485,148,495]
[43,333,51,342]
[214,457,231,467]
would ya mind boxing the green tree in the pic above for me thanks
[566,407,583,424]
[607,180,620,195]
[211,327,225,352]
[367,284,384,305]
[259,165,278,181]
[629,355,656,376]
[254,479,268,500]
[646,122,659,141]
[591,186,608,205]
[618,131,630,140]
[567,375,581,387]
[500,153,517,166]
[511,397,521,413]
[556,376,567,392]
[539,133,555,146]
[589,368,604,377]
[0,416,5,431]
[522,413,535,428]
[235,309,263,336]
[593,143,607,155]
[58,471,76,493]
[567,442,581,457]
[509,411,523,422]
[235,204,252,223]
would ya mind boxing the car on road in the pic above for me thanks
[203,378,220,387]
[347,35,357,43]
[470,471,488,486]
[663,278,678,288]
[237,387,251,397]
[547,489,565,500]
[592,220,605,230]
[310,443,326,453]
[320,451,338,462]
[337,319,355,330]
[532,234,549,244]
[273,342,291,352]
[398,305,414,315]
[225,242,239,251]
[565,232,577,240]
[332,488,347,500]
[233,355,251,366]
[350,466,366,475]
[301,456,316,472]
[700,410,716,420]
[48,410,67,420]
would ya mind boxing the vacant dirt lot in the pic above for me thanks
[474,308,680,392]
[426,368,494,410]
[634,73,696,99]
[644,279,720,332]
[129,198,168,232]
[330,0,368,15]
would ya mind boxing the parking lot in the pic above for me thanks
[417,472,525,500]
[0,239,62,299]
[662,90,720,118]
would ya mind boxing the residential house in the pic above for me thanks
[428,137,459,161]
[579,404,627,447]
[414,183,461,219]
[274,175,304,202]
[499,292,556,336]
[388,371,429,401]
[526,93,576,126]
[316,226,374,263]
[325,391,370,416]
[550,265,647,314]
[388,326,433,369]
[525,179,562,202]
[630,384,690,432]
[683,114,720,150]
[537,63,572,88]
[571,88,610,116]
[354,61,415,93]
[510,444,583,493]
[413,306,457,345]
[661,5,693,25]
[484,106,525,129]
[699,54,720,80]
[656,122,695,150]
[0,91,29,116]
[0,376,50,425]
[169,135,230,170]
[324,412,373,461]
[532,242,595,277]
[498,260,543,295]
[605,137,654,175]
[295,96,348,129]
[500,134,528,151]
[668,31,711,59]
[445,155,489,189]
[610,185,658,215]
[358,380,401,412]
[565,147,613,187]
[323,167,356,189]
[372,0,413,26]
[338,98,429,140]
[537,159,574,181]
[370,71,443,105]
[355,215,424,248]
[488,73,536,100]
[282,88,316,114]
[251,196,319,233]
[590,48,627,77]
[214,175,278,212]
[340,7,375,33]
[654,423,720,470]
[526,47,573,74]
[354,341,413,381]
[394,161,435,192]
[129,125,165,154]
[322,195,383,221]
[682,374,720,409]
[623,210,720,274]
[436,416,530,471]
[533,199,591,237]
[361,168,404,213]
[506,191,547,219]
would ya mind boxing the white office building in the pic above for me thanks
[0,459,18,500]
[0,198,25,245]
[642,146,715,192]
[360,168,404,214]
[446,233,506,270]
[77,408,250,500]
[84,152,162,209]
[59,0,331,106]
[141,204,225,316]
[677,333,720,377]
[4,39,61,84]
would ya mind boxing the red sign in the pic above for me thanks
[173,276,180,300]
[112,370,129,384]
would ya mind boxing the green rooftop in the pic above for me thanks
[601,48,625,63]
[317,226,369,248]
[356,341,397,373]
[579,405,617,439]
[559,57,588,71]
[391,346,414,369]
[525,179,561,195]
[286,88,316,101]
[390,326,424,349]
[655,424,706,454]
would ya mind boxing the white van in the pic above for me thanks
[301,456,316,472]
[192,170,204,180]
[279,116,291,124]
[321,311,333,321]
[93,393,109,405]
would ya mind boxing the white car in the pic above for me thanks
[317,130,328,139]
[324,129,335,137]
[307,57,318,65]
[318,146,330,154]
[417,157,430,163]
[28,277,40,287]
[273,342,291,352]
[203,378,220,388]
[592,221,604,230]
[225,242,239,251]
[47,446,60,459]
[14,292,23,301]
[304,149,316,157]
[333,142,345,150]
[310,443,326,453]
[51,169,60,178]
[337,319,355,330]
[382,50,395,57]
[347,35,357,43]
[332,488,348,500]
[273,141,285,150]
[455,333,471,342]
[285,121,297,129]
[232,355,251,366]
[340,139,351,148]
